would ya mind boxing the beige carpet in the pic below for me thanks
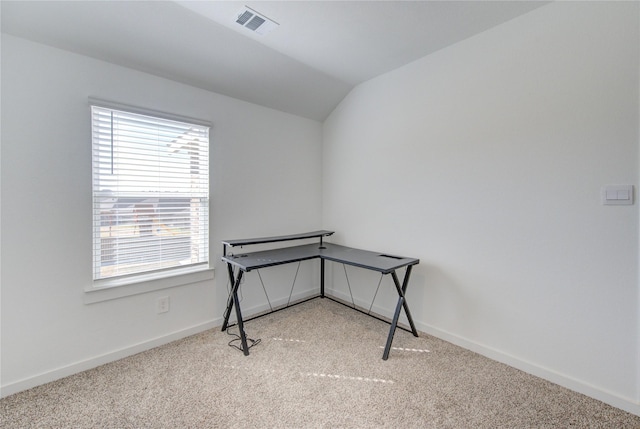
[2,298,639,428]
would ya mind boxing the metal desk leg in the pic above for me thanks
[230,270,250,356]
[382,266,418,360]
[221,263,237,332]
[383,296,404,360]
[320,258,325,298]
[392,267,419,337]
[221,265,251,356]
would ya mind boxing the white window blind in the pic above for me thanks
[92,105,209,281]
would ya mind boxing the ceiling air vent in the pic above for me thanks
[235,6,279,36]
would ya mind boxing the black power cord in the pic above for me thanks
[225,325,261,352]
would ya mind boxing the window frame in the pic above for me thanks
[86,98,213,302]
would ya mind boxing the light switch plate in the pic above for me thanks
[602,185,634,205]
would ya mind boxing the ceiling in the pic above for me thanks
[1,1,549,121]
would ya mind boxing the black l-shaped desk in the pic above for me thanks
[221,230,419,360]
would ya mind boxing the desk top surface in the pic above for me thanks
[222,242,419,274]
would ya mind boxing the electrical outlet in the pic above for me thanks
[157,296,170,314]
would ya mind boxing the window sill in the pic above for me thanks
[84,266,215,304]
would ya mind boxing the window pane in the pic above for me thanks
[92,106,209,281]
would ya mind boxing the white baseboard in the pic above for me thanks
[1,288,318,399]
[4,291,639,418]
[327,287,640,417]
[1,320,218,399]
[2,288,319,398]
[416,322,640,417]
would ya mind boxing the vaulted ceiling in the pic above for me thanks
[1,1,549,121]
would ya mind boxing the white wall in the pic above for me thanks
[323,1,639,415]
[3,0,640,417]
[0,35,323,395]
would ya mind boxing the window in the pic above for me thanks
[91,104,209,283]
